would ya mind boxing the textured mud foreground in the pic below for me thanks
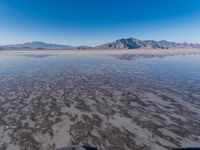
[0,55,200,150]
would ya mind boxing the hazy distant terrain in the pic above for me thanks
[1,38,200,50]
[0,41,92,50]
[0,41,74,50]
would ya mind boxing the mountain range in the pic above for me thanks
[0,38,200,50]
[0,41,74,50]
[95,38,200,49]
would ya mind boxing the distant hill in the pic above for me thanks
[95,38,200,49]
[0,41,74,50]
[76,45,93,49]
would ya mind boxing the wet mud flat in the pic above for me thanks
[0,55,200,150]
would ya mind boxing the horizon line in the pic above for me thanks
[1,37,200,47]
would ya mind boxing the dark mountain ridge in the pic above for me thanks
[95,38,200,49]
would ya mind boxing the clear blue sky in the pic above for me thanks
[0,0,200,46]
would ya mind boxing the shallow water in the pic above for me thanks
[0,54,200,150]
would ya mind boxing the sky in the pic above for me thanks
[0,0,200,46]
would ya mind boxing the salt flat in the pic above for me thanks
[0,53,200,150]
[0,48,200,57]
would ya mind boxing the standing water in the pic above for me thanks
[0,54,200,150]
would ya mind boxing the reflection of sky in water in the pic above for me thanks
[0,54,200,82]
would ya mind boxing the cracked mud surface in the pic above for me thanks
[0,55,200,150]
